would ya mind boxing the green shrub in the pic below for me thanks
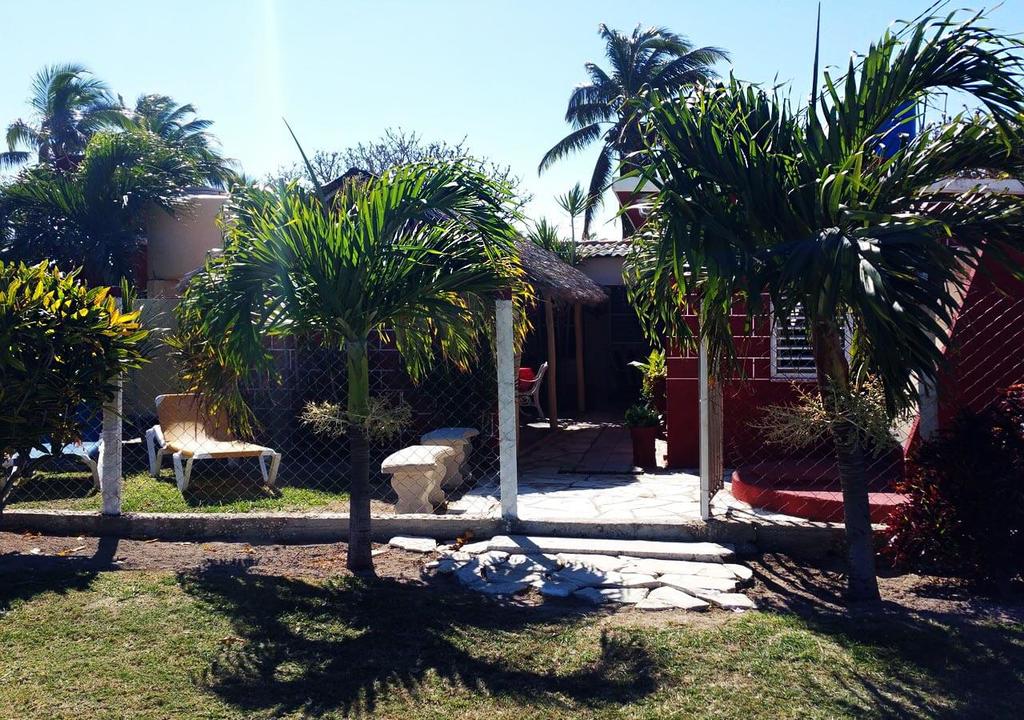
[883,384,1024,588]
[624,403,660,428]
[0,261,147,507]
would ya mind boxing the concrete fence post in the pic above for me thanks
[495,293,518,523]
[99,377,123,516]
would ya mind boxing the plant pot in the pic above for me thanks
[630,425,658,468]
[651,377,667,414]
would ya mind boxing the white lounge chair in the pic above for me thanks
[146,393,281,492]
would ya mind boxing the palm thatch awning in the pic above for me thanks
[516,238,607,306]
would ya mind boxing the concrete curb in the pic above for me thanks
[0,509,504,544]
[1,510,846,557]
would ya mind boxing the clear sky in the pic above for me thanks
[3,1,1023,240]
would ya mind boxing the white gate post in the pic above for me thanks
[699,339,711,520]
[495,293,518,522]
[99,377,123,516]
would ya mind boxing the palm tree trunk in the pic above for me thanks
[812,320,881,602]
[346,338,374,573]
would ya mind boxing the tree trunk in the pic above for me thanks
[346,339,374,573]
[812,319,881,603]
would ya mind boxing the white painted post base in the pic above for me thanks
[496,295,519,522]
[99,379,123,516]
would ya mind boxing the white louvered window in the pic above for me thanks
[771,304,817,379]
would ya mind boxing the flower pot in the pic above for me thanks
[630,425,658,468]
[651,377,667,414]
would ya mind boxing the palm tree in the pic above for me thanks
[539,24,728,238]
[1,64,123,170]
[526,217,572,263]
[1,128,205,285]
[129,94,236,187]
[625,10,1024,601]
[556,182,589,263]
[177,157,520,573]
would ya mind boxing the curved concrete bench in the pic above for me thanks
[420,427,480,489]
[381,445,455,514]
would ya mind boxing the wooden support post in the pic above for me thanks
[574,303,586,414]
[545,299,558,430]
[495,295,518,522]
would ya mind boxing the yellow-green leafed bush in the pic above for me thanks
[0,261,148,480]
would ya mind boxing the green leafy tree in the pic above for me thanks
[1,64,123,171]
[625,11,1024,601]
[1,129,206,286]
[178,154,520,573]
[539,24,728,237]
[0,261,147,512]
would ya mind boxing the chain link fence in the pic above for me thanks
[716,289,1024,525]
[8,298,502,517]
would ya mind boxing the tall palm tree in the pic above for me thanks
[1,128,205,285]
[177,158,520,573]
[1,64,123,170]
[129,94,236,187]
[539,24,728,238]
[625,10,1024,601]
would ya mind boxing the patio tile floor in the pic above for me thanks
[449,417,701,524]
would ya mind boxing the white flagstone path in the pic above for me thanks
[404,534,757,612]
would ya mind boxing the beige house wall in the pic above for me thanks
[145,193,227,298]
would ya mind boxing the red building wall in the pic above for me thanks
[665,300,817,468]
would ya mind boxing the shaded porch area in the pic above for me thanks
[450,416,701,524]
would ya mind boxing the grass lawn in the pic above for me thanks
[1,566,1022,719]
[6,470,348,513]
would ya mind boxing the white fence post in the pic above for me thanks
[495,293,518,522]
[99,377,123,516]
[699,339,711,520]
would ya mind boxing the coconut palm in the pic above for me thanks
[129,94,236,187]
[177,157,520,572]
[625,10,1024,601]
[1,128,205,285]
[1,64,123,170]
[539,24,728,237]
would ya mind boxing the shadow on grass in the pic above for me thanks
[6,469,96,504]
[751,553,1024,719]
[178,562,657,717]
[0,536,119,612]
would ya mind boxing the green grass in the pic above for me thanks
[7,471,348,513]
[1,569,1022,719]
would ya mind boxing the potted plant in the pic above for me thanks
[625,403,660,468]
[629,349,667,413]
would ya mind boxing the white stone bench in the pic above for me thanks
[420,427,480,489]
[381,445,455,514]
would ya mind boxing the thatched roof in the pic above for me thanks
[516,238,607,306]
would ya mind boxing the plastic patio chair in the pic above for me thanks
[146,393,281,492]
[516,361,549,419]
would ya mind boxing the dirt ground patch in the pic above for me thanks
[2,530,1022,623]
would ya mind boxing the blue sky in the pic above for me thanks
[3,1,1023,239]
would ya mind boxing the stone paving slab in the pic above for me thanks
[689,589,757,611]
[573,586,649,605]
[637,586,710,611]
[474,535,735,562]
[659,574,739,593]
[619,557,740,578]
[389,536,438,553]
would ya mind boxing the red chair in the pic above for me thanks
[517,362,548,419]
